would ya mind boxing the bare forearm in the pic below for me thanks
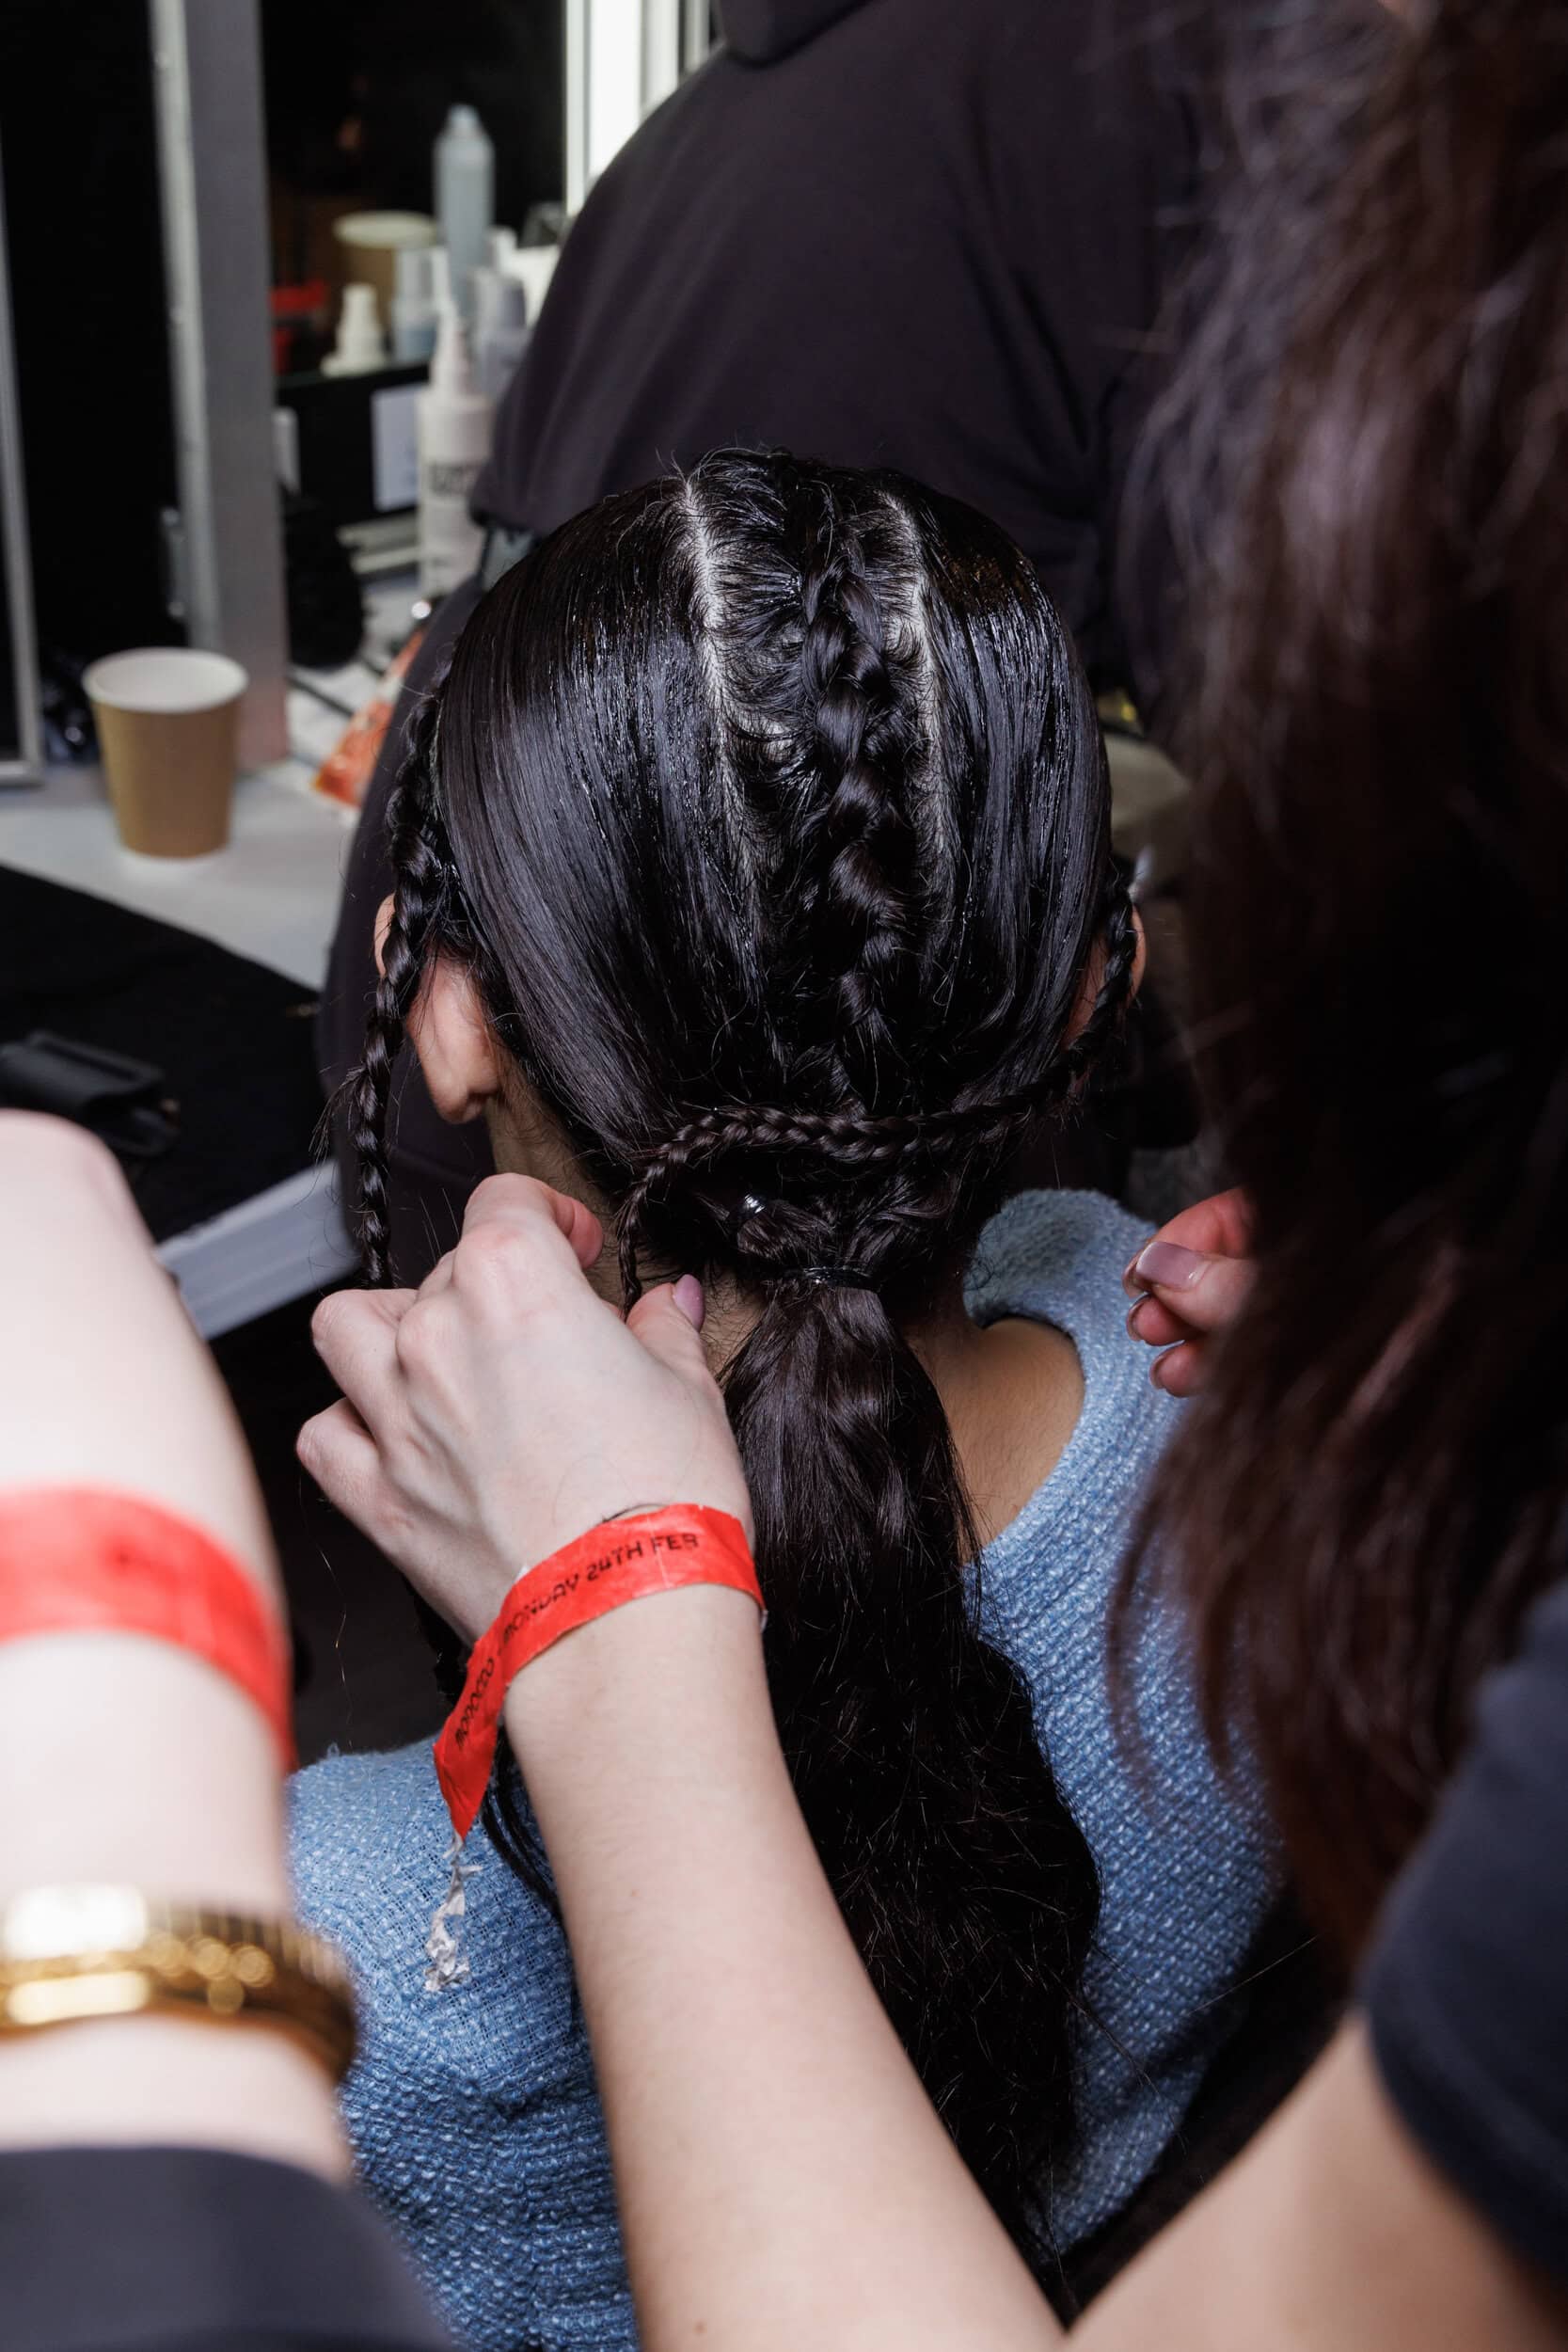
[1075,2026,1567,2352]
[0,1637,346,2175]
[506,1597,1568,2352]
[509,1589,1060,2352]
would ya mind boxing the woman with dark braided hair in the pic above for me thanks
[291,450,1275,2348]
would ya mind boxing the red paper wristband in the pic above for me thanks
[433,1505,762,1841]
[0,1486,294,1768]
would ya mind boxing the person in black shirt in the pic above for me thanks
[1362,1571,1568,2286]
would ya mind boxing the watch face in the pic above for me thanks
[2,1883,149,1961]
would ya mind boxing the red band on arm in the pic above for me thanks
[0,1486,294,1768]
[433,1505,762,1842]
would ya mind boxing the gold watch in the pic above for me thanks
[0,1884,356,2081]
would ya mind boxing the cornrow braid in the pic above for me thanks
[348,693,459,1286]
[617,864,1136,1300]
[784,477,925,1109]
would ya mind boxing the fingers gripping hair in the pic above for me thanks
[348,695,460,1286]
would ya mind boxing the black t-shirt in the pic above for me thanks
[1363,1573,1568,2282]
[0,2147,450,2352]
[475,0,1218,698]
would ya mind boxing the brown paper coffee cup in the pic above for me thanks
[84,649,247,858]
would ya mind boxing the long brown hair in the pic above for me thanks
[1125,0,1568,1962]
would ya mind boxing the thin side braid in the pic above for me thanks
[347,701,456,1285]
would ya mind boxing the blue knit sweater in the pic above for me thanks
[290,1190,1278,2350]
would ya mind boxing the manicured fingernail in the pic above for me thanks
[673,1274,705,1330]
[1126,1296,1156,1341]
[1133,1240,1207,1292]
[1122,1250,1148,1298]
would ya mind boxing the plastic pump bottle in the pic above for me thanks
[417,303,493,596]
[390,248,439,362]
[435,105,494,330]
[473,267,531,405]
[322,282,387,374]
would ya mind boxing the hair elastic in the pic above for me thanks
[0,1487,294,1768]
[777,1265,879,1291]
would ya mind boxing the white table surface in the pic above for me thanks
[0,569,420,994]
[0,601,423,1327]
[0,754,356,993]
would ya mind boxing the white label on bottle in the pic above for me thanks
[419,458,486,596]
[372,386,421,512]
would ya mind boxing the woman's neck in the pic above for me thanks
[698,1274,1084,1549]
[485,1114,1085,1542]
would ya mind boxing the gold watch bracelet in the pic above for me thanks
[0,1884,356,2082]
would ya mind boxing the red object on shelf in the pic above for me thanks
[270,279,331,375]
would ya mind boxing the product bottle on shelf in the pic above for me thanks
[321,283,387,375]
[417,303,493,597]
[473,268,531,405]
[435,105,495,331]
[390,248,439,362]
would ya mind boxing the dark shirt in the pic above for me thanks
[1364,1573,1568,2283]
[476,0,1215,696]
[0,2147,450,2352]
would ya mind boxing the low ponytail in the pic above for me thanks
[726,1271,1100,2233]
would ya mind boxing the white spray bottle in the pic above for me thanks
[417,302,493,596]
[473,267,531,405]
[435,104,494,331]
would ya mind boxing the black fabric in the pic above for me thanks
[474,0,1219,702]
[1363,1574,1568,2284]
[719,0,869,62]
[0,2147,450,2351]
[0,865,324,1242]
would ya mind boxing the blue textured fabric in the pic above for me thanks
[290,1189,1279,2350]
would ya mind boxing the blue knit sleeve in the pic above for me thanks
[967,1189,1281,2247]
[290,1745,639,2352]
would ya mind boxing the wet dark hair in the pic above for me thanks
[1124,0,1568,1961]
[351,451,1135,2248]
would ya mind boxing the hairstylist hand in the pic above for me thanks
[1123,1187,1256,1397]
[299,1174,752,1645]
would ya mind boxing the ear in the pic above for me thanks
[373,893,501,1125]
[1066,904,1147,1044]
[1130,902,1148,1001]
